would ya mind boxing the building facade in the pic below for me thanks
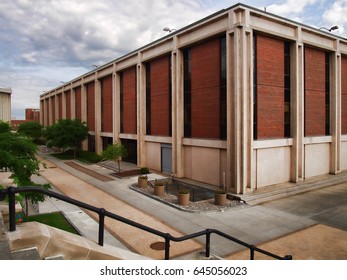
[0,87,11,123]
[40,3,347,194]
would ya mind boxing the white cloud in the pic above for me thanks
[267,0,317,15]
[323,0,347,35]
[1,0,347,119]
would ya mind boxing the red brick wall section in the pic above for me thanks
[46,99,50,125]
[40,101,44,124]
[256,34,284,139]
[75,86,82,120]
[122,67,137,134]
[191,38,220,138]
[58,94,62,120]
[86,82,95,131]
[341,56,347,134]
[102,75,113,133]
[25,109,33,121]
[65,90,71,119]
[150,56,170,136]
[51,96,56,124]
[305,47,326,136]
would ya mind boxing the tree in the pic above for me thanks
[0,121,11,133]
[17,121,44,144]
[101,142,127,173]
[45,119,88,158]
[0,130,51,218]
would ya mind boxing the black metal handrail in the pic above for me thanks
[0,186,292,260]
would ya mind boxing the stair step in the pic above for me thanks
[173,251,222,260]
[0,240,11,260]
[11,247,41,260]
[45,255,64,260]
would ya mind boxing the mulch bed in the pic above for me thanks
[110,169,141,178]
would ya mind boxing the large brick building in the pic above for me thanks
[40,3,347,194]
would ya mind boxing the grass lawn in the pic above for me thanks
[24,212,80,235]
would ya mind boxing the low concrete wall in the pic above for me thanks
[7,222,151,260]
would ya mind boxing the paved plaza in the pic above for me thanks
[30,153,347,260]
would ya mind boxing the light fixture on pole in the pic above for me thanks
[163,27,176,33]
[319,25,339,32]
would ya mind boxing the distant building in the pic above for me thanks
[25,108,40,122]
[0,87,11,122]
[39,3,347,194]
[11,108,40,130]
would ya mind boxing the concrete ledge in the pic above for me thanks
[8,222,151,260]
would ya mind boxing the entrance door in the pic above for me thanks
[161,144,172,174]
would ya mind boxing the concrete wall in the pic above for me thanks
[0,88,11,122]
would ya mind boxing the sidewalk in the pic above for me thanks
[36,153,347,259]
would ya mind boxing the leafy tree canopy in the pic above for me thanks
[0,121,11,133]
[45,119,88,157]
[101,142,127,173]
[17,121,43,140]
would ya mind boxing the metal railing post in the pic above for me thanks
[98,208,106,246]
[164,235,171,260]
[205,229,211,258]
[8,187,16,232]
[250,245,255,260]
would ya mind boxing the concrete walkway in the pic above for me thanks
[35,153,347,260]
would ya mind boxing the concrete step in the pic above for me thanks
[0,240,12,260]
[238,173,347,205]
[11,247,41,260]
[172,251,222,260]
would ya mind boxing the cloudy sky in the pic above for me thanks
[1,0,346,119]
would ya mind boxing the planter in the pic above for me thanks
[178,193,190,206]
[138,177,148,188]
[153,185,165,196]
[214,193,227,206]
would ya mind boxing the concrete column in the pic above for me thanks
[137,61,146,167]
[330,51,341,174]
[230,26,251,194]
[291,40,305,182]
[95,79,102,154]
[172,48,184,178]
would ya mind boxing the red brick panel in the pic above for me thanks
[46,99,50,125]
[51,96,56,124]
[65,90,71,119]
[101,75,113,133]
[25,109,33,121]
[75,86,82,120]
[58,94,62,120]
[86,82,95,131]
[40,101,44,125]
[191,38,220,138]
[150,56,170,136]
[122,67,137,134]
[305,47,326,136]
[341,56,347,134]
[256,35,284,139]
